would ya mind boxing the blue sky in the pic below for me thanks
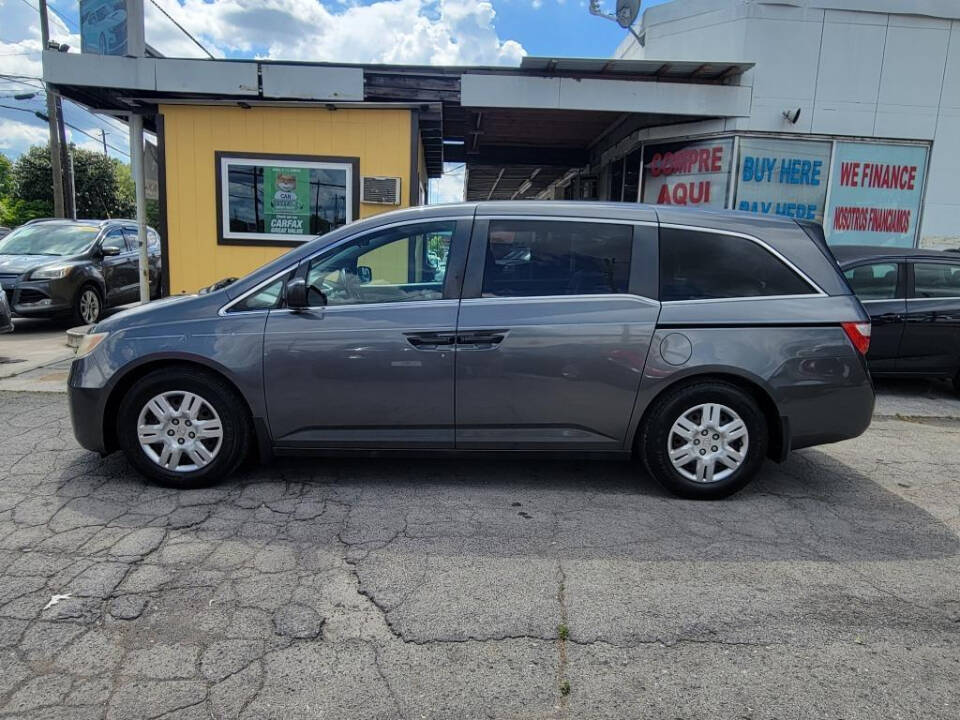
[0,0,669,200]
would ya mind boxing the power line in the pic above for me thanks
[18,0,79,33]
[147,0,215,59]
[0,102,130,156]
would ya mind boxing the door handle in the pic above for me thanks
[877,312,902,322]
[457,329,508,350]
[405,332,456,351]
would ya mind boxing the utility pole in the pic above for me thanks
[57,95,76,219]
[127,0,150,304]
[37,0,64,218]
[100,129,109,155]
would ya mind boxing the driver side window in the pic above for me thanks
[304,221,455,307]
[101,229,127,253]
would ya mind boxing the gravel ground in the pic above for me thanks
[0,387,958,719]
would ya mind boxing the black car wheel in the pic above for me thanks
[117,367,251,488]
[73,285,103,326]
[640,380,768,500]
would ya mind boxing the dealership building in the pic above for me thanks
[42,0,960,295]
[572,0,959,250]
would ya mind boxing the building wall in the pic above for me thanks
[615,0,960,248]
[161,104,413,294]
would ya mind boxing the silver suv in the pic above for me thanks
[68,202,874,499]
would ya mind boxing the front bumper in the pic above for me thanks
[3,278,76,317]
[67,358,110,454]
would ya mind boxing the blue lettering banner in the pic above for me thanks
[735,138,832,222]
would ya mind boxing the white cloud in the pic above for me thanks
[0,0,78,78]
[428,163,465,204]
[0,117,49,155]
[146,0,525,65]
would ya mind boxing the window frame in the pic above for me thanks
[461,216,657,303]
[842,260,905,303]
[907,259,960,301]
[215,151,360,247]
[657,223,825,304]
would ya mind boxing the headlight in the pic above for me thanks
[75,331,109,359]
[30,265,74,280]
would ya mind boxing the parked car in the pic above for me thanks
[0,280,13,334]
[0,219,161,325]
[68,202,874,499]
[834,245,960,391]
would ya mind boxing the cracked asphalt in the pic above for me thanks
[1,385,959,719]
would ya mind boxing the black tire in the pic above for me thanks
[73,284,103,326]
[952,370,960,396]
[116,367,251,488]
[639,380,768,500]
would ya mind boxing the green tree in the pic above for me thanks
[7,143,137,225]
[0,153,13,198]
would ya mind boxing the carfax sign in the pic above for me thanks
[264,167,311,235]
[735,138,832,222]
[826,142,928,247]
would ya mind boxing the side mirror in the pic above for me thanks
[356,265,373,284]
[101,245,121,257]
[285,277,308,310]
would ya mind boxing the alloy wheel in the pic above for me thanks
[667,402,749,484]
[136,391,223,473]
[79,289,101,324]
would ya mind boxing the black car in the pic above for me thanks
[0,219,161,325]
[834,245,960,390]
[0,279,12,334]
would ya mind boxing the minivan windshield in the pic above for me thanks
[0,224,100,256]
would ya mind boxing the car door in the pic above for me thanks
[262,216,471,448]
[454,214,660,451]
[99,227,135,306]
[841,260,905,374]
[898,259,960,375]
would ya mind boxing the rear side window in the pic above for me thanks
[912,262,960,298]
[843,263,898,300]
[482,220,632,298]
[660,228,815,301]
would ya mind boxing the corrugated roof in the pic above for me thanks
[519,56,754,81]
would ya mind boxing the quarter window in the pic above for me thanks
[231,278,286,312]
[304,221,454,307]
[912,262,960,299]
[843,263,898,300]
[481,220,632,298]
[660,228,814,301]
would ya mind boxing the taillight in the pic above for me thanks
[842,321,871,355]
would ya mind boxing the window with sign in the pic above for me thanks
[217,153,358,244]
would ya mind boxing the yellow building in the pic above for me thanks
[161,104,422,293]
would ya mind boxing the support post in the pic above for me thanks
[38,0,64,218]
[129,114,149,303]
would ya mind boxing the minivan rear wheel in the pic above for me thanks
[640,381,768,499]
[116,367,250,488]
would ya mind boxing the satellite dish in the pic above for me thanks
[616,0,641,28]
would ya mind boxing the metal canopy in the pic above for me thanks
[519,56,754,81]
[43,51,753,186]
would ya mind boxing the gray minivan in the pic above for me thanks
[68,202,874,499]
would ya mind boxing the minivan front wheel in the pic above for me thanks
[640,381,768,499]
[116,367,250,488]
